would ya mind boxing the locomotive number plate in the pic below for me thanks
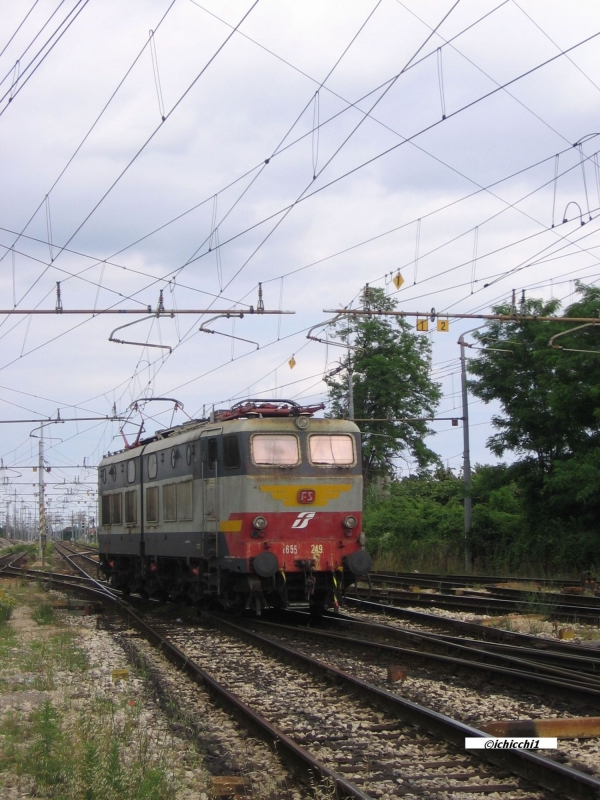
[283,544,298,555]
[297,489,315,503]
[311,544,323,555]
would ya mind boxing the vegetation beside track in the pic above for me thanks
[364,468,525,575]
[0,579,205,800]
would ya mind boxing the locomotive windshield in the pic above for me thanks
[252,434,300,466]
[309,434,355,466]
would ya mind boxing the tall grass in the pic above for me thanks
[4,698,174,800]
[0,591,16,623]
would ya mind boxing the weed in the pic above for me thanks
[31,602,55,625]
[518,591,557,619]
[0,592,16,623]
[309,773,337,800]
[497,617,514,632]
[25,700,65,788]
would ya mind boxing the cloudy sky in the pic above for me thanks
[1,0,599,529]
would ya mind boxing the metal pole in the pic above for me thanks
[458,325,485,572]
[38,423,46,566]
[459,338,471,571]
[348,360,355,420]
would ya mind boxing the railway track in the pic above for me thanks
[41,542,600,799]
[229,610,600,705]
[347,585,600,624]
[344,597,600,647]
[0,550,28,571]
[367,571,586,592]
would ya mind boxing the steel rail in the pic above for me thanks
[0,551,28,570]
[47,545,600,798]
[369,569,582,590]
[234,616,600,702]
[48,544,377,799]
[486,584,600,609]
[47,544,600,800]
[300,606,600,666]
[348,585,600,622]
[208,614,600,800]
[344,597,600,652]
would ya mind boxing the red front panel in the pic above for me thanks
[223,511,362,572]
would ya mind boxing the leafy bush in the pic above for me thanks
[0,592,16,623]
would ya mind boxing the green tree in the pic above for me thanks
[467,283,600,569]
[469,287,600,470]
[324,287,441,482]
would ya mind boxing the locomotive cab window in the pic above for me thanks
[101,495,111,526]
[177,481,193,520]
[208,438,218,467]
[147,452,158,480]
[146,486,159,523]
[251,434,300,466]
[110,493,122,525]
[125,490,137,524]
[223,435,240,470]
[163,483,176,522]
[309,434,355,466]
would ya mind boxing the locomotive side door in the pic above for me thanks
[200,430,221,540]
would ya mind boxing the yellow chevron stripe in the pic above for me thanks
[259,484,352,507]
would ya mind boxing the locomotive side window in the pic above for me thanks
[146,486,159,522]
[101,495,111,526]
[186,444,194,465]
[309,434,355,466]
[208,438,218,466]
[147,453,158,480]
[223,435,240,469]
[124,490,137,524]
[251,434,300,466]
[163,483,177,521]
[177,481,193,520]
[110,493,122,525]
[127,460,136,483]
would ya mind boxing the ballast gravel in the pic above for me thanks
[159,621,552,800]
[326,607,600,777]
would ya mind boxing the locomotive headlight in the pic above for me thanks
[343,515,358,529]
[253,515,268,530]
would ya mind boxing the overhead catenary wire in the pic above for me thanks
[0,0,92,114]
[44,0,262,271]
[173,38,600,285]
[0,0,42,60]
[0,0,179,271]
[2,4,596,476]
[149,28,166,121]
[7,0,568,344]
[0,0,69,89]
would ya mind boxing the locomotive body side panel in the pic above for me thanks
[98,408,370,608]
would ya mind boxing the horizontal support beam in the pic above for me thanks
[324,309,600,323]
[0,417,124,424]
[0,308,294,315]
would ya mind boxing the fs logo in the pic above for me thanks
[291,511,316,529]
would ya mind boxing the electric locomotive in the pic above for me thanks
[98,400,371,613]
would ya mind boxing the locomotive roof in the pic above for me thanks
[99,415,360,466]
